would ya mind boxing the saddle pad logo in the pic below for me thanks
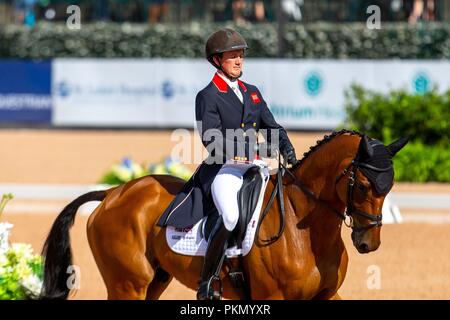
[250,92,261,104]
[174,226,193,233]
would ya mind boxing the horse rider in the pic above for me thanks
[195,28,298,300]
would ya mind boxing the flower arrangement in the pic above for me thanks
[100,157,148,185]
[148,156,192,181]
[0,194,43,300]
[100,156,192,185]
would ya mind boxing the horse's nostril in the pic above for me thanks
[359,243,369,252]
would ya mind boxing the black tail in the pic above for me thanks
[39,190,107,300]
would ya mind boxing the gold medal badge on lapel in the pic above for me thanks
[250,92,261,104]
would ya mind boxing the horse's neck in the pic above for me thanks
[285,134,359,239]
[296,134,358,200]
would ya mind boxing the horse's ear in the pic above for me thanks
[386,135,410,157]
[358,134,374,158]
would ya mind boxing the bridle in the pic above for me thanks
[257,153,391,245]
[334,159,390,231]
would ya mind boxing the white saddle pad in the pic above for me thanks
[166,160,270,258]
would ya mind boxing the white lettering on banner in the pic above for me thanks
[52,59,450,129]
[270,104,344,120]
[0,94,52,110]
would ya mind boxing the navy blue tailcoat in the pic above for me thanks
[157,73,294,228]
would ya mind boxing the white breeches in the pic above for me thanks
[211,161,255,231]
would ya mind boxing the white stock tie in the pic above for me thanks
[231,84,243,104]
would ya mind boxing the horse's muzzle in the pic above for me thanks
[357,242,370,253]
[351,230,380,253]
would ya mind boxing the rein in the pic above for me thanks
[255,153,286,245]
[256,155,389,245]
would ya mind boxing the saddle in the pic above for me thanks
[201,166,263,248]
[165,161,269,258]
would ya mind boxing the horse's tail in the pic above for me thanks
[39,190,107,300]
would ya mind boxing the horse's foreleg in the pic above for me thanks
[145,267,173,300]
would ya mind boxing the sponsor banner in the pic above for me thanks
[242,60,450,129]
[0,60,52,124]
[52,59,211,127]
[52,59,450,129]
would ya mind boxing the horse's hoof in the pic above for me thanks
[196,286,222,300]
[211,291,222,300]
[196,292,221,300]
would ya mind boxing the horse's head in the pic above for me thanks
[335,134,409,253]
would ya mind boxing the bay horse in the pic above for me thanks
[39,130,408,300]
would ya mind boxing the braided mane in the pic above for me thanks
[294,129,363,169]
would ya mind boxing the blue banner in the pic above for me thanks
[0,60,52,124]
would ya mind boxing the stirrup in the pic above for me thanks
[197,276,223,300]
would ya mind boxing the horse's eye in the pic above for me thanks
[357,183,368,193]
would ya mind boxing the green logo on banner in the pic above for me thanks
[412,71,430,94]
[304,71,323,97]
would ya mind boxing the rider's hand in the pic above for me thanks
[283,148,298,167]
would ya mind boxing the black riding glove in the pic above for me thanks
[283,148,298,167]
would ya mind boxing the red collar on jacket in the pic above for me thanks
[212,73,247,93]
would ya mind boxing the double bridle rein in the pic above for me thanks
[257,155,391,245]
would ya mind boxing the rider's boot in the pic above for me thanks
[197,217,232,300]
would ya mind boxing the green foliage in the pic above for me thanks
[3,22,450,59]
[100,156,192,185]
[392,142,448,182]
[0,193,43,300]
[344,85,450,182]
[345,84,450,147]
[0,243,43,300]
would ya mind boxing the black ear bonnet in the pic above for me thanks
[356,140,394,195]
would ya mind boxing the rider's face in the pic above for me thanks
[216,50,244,78]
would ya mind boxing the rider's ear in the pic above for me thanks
[386,135,411,158]
[358,134,374,158]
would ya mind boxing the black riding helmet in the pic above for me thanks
[205,28,248,80]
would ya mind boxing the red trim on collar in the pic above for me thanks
[238,80,247,92]
[212,73,228,93]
